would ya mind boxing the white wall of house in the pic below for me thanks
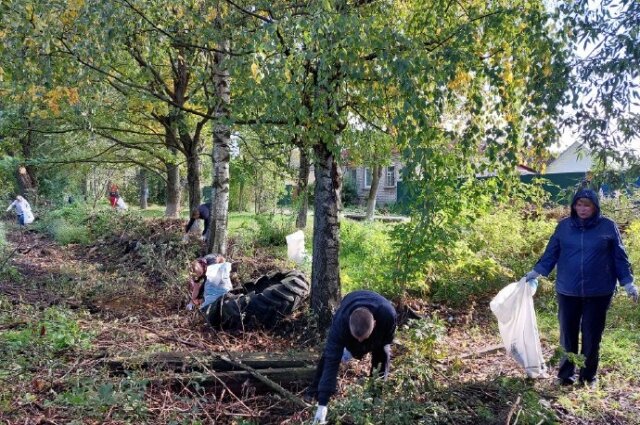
[545,142,593,174]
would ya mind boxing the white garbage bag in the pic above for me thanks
[205,261,232,291]
[490,278,547,378]
[286,230,306,265]
[22,209,35,224]
[116,197,128,210]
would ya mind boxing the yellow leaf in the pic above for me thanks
[251,62,260,81]
[206,8,217,22]
[67,87,80,105]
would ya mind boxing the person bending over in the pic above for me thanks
[307,290,397,424]
[183,204,211,242]
[6,195,32,226]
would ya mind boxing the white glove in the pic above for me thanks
[313,405,327,424]
[181,234,190,243]
[186,302,194,311]
[524,270,540,281]
[341,348,353,363]
[527,278,539,296]
[624,283,638,303]
[200,235,206,241]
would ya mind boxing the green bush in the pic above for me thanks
[36,203,143,245]
[340,219,397,296]
[254,213,297,246]
[427,207,556,306]
[599,190,640,227]
[342,173,359,207]
[466,208,556,278]
[624,220,640,273]
[47,218,91,245]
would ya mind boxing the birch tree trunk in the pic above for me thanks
[208,40,231,255]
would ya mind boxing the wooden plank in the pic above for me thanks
[150,367,317,395]
[107,351,318,375]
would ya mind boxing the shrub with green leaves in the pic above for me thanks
[45,218,91,245]
[598,189,640,228]
[427,207,556,306]
[340,219,397,296]
[254,213,297,246]
[53,377,148,420]
[36,203,143,245]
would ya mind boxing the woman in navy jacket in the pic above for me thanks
[525,189,637,386]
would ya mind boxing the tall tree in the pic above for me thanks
[235,0,569,328]
[561,0,640,164]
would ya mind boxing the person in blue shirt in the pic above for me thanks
[524,188,637,387]
[307,290,396,424]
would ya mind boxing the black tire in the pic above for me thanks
[207,270,310,330]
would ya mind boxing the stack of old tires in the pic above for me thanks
[206,270,309,330]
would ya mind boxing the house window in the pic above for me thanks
[364,168,372,188]
[385,166,396,187]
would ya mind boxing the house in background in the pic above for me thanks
[286,142,596,208]
[344,154,404,206]
[345,157,538,207]
[545,141,594,174]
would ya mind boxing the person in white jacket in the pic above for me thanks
[6,195,33,226]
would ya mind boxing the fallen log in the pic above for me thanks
[148,367,316,397]
[107,351,318,375]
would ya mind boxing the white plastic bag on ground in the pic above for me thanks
[490,278,547,378]
[116,197,128,210]
[286,230,306,264]
[22,209,34,224]
[205,262,232,291]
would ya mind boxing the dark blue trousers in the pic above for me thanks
[557,293,613,382]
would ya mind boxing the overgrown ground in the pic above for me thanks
[1,205,639,424]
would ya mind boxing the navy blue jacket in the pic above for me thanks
[534,189,633,297]
[185,204,211,236]
[316,290,396,405]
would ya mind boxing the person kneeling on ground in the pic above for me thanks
[306,290,397,424]
[187,254,232,312]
